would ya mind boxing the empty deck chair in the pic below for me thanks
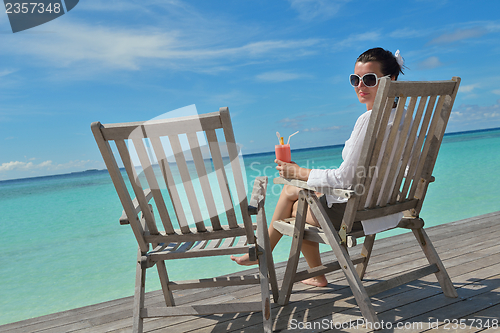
[273,77,461,325]
[91,107,278,333]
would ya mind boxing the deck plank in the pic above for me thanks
[1,211,499,333]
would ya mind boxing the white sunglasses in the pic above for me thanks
[349,73,390,87]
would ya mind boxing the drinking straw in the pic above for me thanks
[276,132,281,144]
[287,131,299,145]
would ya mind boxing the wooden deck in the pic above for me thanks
[2,211,500,333]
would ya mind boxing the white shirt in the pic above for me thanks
[306,109,403,234]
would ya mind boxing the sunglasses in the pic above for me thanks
[349,73,390,87]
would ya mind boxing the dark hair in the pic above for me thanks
[356,47,404,80]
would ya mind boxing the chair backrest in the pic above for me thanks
[345,77,461,223]
[91,107,254,253]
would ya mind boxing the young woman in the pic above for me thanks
[231,47,405,287]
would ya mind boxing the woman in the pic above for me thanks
[231,47,405,287]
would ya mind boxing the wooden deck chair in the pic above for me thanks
[273,77,461,326]
[91,107,278,333]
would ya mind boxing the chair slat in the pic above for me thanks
[131,138,174,235]
[186,132,222,230]
[387,80,457,97]
[144,225,248,244]
[408,95,446,199]
[218,237,236,249]
[390,96,428,204]
[354,94,391,211]
[168,275,260,290]
[171,241,196,254]
[205,129,239,229]
[379,96,417,205]
[168,135,207,232]
[420,97,450,179]
[101,114,223,141]
[190,240,209,251]
[369,96,407,208]
[236,235,248,247]
[400,95,437,199]
[162,242,182,253]
[116,140,159,235]
[362,98,397,208]
[149,137,190,234]
[220,109,254,237]
[205,238,222,250]
[91,124,148,252]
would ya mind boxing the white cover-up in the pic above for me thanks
[307,108,406,235]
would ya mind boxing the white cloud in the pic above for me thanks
[390,28,429,39]
[0,1,327,74]
[288,0,350,21]
[0,160,52,172]
[390,21,500,48]
[256,71,309,82]
[303,126,341,132]
[77,0,149,12]
[2,20,323,73]
[417,56,443,70]
[279,116,306,129]
[0,159,100,173]
[217,39,322,59]
[9,23,183,71]
[335,32,380,49]
[460,84,480,93]
[79,0,189,13]
[0,69,16,77]
[278,113,341,130]
[205,90,254,107]
[450,101,500,123]
[429,27,488,45]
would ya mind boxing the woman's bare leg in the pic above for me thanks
[231,184,299,265]
[231,185,328,286]
[299,239,328,287]
[290,199,328,287]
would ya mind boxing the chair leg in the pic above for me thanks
[133,249,146,333]
[413,228,458,298]
[256,206,279,303]
[356,234,376,280]
[256,239,272,332]
[156,260,175,306]
[307,193,380,325]
[277,192,309,305]
[255,206,273,332]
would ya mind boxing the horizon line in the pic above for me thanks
[2,125,499,183]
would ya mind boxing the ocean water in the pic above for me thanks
[1,128,499,325]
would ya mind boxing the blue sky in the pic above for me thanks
[1,0,500,181]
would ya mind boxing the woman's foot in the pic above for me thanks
[301,275,328,287]
[230,254,258,266]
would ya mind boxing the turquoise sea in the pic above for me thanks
[1,127,500,325]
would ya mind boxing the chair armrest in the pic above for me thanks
[248,176,268,215]
[273,177,355,199]
[119,189,153,225]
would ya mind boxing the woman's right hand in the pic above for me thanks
[275,159,311,181]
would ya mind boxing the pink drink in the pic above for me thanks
[275,144,291,163]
